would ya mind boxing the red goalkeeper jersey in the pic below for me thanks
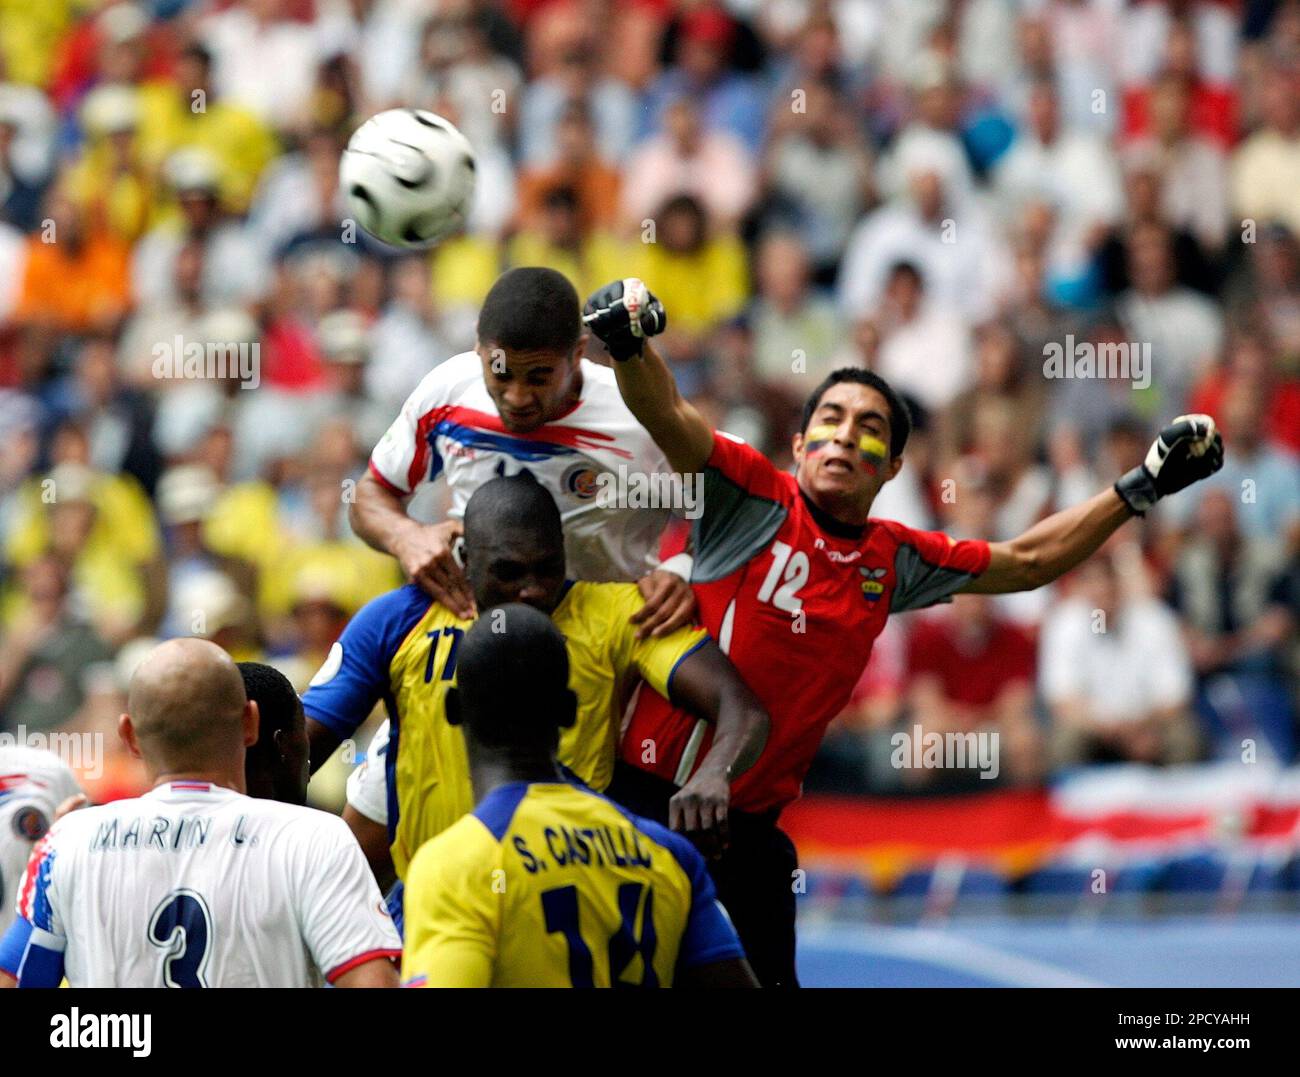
[619,432,991,814]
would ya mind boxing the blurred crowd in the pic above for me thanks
[0,0,1298,803]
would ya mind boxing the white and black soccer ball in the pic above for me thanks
[339,109,477,250]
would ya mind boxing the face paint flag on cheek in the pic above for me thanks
[805,425,888,474]
[857,434,888,474]
[804,424,839,455]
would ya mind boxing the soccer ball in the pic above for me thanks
[339,108,477,249]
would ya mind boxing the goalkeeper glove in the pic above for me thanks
[583,279,666,361]
[1114,414,1225,516]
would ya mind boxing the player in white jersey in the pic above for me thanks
[350,266,695,633]
[0,745,82,937]
[0,639,400,988]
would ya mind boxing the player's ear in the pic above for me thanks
[557,688,577,730]
[118,713,142,759]
[573,331,590,362]
[242,701,260,749]
[445,687,463,727]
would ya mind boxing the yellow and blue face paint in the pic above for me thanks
[804,424,888,474]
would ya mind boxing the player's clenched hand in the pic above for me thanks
[670,770,730,859]
[394,519,476,618]
[583,279,667,361]
[633,570,696,639]
[1114,414,1225,515]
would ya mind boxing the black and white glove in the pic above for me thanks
[583,279,666,361]
[1114,414,1225,515]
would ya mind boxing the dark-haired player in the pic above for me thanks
[401,605,758,988]
[238,662,310,805]
[303,472,768,895]
[2,639,399,988]
[584,277,1226,987]
[351,265,695,635]
[0,666,322,986]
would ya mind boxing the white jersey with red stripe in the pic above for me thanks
[367,351,672,582]
[0,746,82,936]
[10,781,400,987]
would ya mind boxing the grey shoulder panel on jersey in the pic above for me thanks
[889,542,981,613]
[690,467,789,584]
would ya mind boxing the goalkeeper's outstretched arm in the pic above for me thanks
[963,415,1225,595]
[962,487,1135,594]
[614,341,715,475]
[584,279,714,474]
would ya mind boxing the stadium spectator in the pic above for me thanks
[1041,551,1199,768]
[65,84,152,243]
[246,125,348,261]
[1225,221,1300,361]
[838,127,1010,323]
[627,194,749,336]
[136,42,278,216]
[881,52,975,204]
[1230,60,1300,238]
[402,5,523,155]
[1098,144,1219,297]
[0,99,47,233]
[872,260,972,413]
[1039,0,1123,138]
[200,0,321,133]
[366,255,458,413]
[507,184,621,298]
[1187,329,1300,456]
[1161,375,1300,548]
[941,321,1045,467]
[641,5,767,155]
[47,332,160,493]
[515,100,621,234]
[761,79,873,280]
[1115,220,1224,413]
[993,78,1123,302]
[310,309,388,451]
[1169,487,1296,761]
[5,452,164,646]
[132,148,269,308]
[14,186,130,335]
[1120,7,1239,151]
[621,95,757,231]
[747,230,843,395]
[1128,73,1230,253]
[904,593,1044,788]
[517,33,637,166]
[0,552,112,733]
[155,463,253,640]
[1045,316,1157,441]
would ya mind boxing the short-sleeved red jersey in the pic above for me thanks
[619,432,991,814]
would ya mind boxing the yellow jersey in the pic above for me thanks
[302,582,709,876]
[401,778,744,987]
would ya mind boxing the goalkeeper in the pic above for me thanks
[582,277,1226,988]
